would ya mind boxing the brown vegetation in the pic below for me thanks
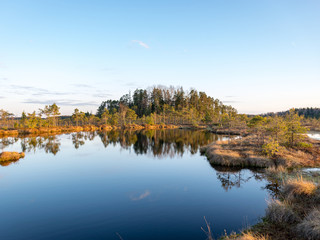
[0,151,25,163]
[201,135,320,168]
[234,232,268,240]
[244,177,320,240]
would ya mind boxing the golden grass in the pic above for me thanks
[265,166,287,175]
[235,232,268,240]
[283,177,317,197]
[201,134,320,169]
[201,140,275,168]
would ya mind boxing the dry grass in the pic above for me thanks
[283,177,317,198]
[201,140,275,168]
[265,199,299,224]
[223,175,320,240]
[236,232,268,240]
[201,135,320,169]
[297,208,320,240]
[265,166,287,176]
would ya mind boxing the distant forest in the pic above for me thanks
[263,108,320,119]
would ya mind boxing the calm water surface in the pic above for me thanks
[0,130,270,240]
[308,131,320,140]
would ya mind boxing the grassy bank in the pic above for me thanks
[226,173,320,240]
[200,135,320,169]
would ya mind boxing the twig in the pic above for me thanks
[116,232,124,240]
[201,216,214,240]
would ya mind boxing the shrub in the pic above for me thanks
[262,140,281,158]
[296,142,313,149]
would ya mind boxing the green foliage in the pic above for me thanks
[284,109,308,146]
[108,113,119,126]
[96,86,237,126]
[262,139,281,158]
[96,101,107,118]
[296,142,313,149]
[248,115,266,128]
[145,115,155,125]
[125,109,137,124]
[39,103,61,127]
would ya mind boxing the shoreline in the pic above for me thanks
[0,124,186,137]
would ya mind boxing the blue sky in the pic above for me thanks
[0,0,319,115]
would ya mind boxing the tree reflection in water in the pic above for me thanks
[209,164,280,197]
[1,130,225,158]
[98,129,222,158]
[0,130,282,198]
[20,135,61,155]
[0,137,19,151]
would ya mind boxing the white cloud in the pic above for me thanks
[132,40,150,49]
[130,190,150,201]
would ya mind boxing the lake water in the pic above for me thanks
[308,131,320,140]
[0,129,270,240]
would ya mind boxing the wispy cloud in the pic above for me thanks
[223,100,240,104]
[224,95,238,98]
[123,82,140,87]
[94,93,113,98]
[70,83,95,89]
[10,85,71,96]
[23,99,98,106]
[130,190,150,201]
[132,40,150,49]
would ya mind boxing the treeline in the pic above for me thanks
[264,107,320,119]
[95,86,238,126]
[0,86,239,129]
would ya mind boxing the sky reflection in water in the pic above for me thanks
[0,130,270,240]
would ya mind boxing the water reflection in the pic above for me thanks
[210,165,264,191]
[0,130,280,198]
[0,130,282,197]
[0,137,19,151]
[0,129,279,240]
[98,129,224,158]
[20,136,61,155]
[1,129,229,158]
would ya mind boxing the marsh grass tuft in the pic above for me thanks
[265,200,299,224]
[236,232,268,240]
[283,177,317,199]
[296,208,320,240]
